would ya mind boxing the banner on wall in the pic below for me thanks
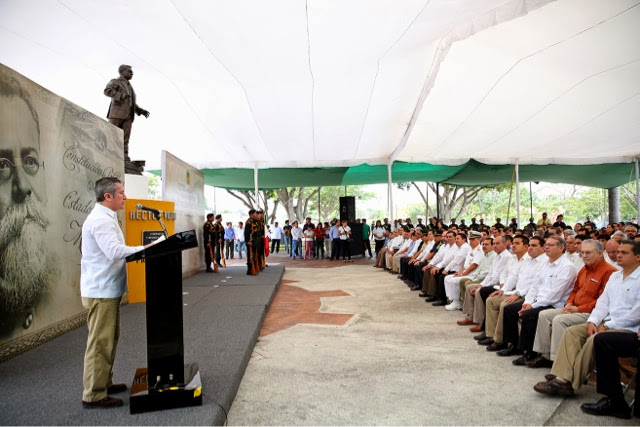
[161,151,205,277]
[0,63,125,360]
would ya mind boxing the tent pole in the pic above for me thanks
[636,157,640,220]
[318,187,321,224]
[436,183,440,220]
[425,182,429,221]
[213,186,217,214]
[254,166,259,209]
[529,182,533,222]
[388,163,394,225]
[515,161,521,229]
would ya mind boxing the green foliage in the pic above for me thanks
[147,174,161,200]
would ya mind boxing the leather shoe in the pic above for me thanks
[425,296,437,302]
[82,396,123,409]
[533,379,574,396]
[526,356,553,369]
[486,342,508,352]
[545,374,556,381]
[469,325,483,333]
[512,355,528,366]
[580,397,631,419]
[432,300,447,306]
[418,291,429,297]
[496,345,523,357]
[457,318,476,326]
[411,285,421,291]
[107,383,127,394]
[473,331,486,340]
[477,337,494,346]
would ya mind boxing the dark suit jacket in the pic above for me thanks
[104,76,144,120]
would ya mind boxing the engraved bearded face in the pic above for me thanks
[0,93,52,334]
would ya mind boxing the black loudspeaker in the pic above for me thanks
[340,196,356,223]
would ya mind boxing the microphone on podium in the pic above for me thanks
[136,204,161,217]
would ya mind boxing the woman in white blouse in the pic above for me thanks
[372,220,386,254]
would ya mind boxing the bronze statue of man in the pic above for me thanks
[104,64,149,162]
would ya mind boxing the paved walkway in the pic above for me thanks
[228,252,636,425]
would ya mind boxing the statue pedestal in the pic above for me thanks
[125,160,145,175]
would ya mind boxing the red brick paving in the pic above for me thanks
[260,283,354,337]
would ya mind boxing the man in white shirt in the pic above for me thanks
[270,221,283,254]
[430,233,472,306]
[564,235,582,270]
[421,231,456,299]
[451,238,497,308]
[290,221,303,260]
[603,239,622,271]
[407,231,439,288]
[458,236,513,329]
[234,221,246,259]
[375,229,400,268]
[499,236,577,364]
[398,230,428,280]
[443,231,483,310]
[388,231,413,272]
[534,240,640,397]
[81,178,147,408]
[392,231,421,273]
[488,236,548,351]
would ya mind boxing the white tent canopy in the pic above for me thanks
[1,0,639,171]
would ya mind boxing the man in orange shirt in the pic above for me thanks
[527,239,617,367]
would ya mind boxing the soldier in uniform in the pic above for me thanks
[244,209,259,275]
[203,213,215,272]
[256,210,266,270]
[211,214,225,268]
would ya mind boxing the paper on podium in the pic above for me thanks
[151,235,167,245]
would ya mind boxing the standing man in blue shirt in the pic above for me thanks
[80,177,148,408]
[329,220,340,261]
[224,222,235,259]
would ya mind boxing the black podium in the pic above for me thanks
[125,230,200,414]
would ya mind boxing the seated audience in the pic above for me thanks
[528,240,616,367]
[498,236,577,364]
[533,240,640,397]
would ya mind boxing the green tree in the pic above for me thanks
[147,174,161,200]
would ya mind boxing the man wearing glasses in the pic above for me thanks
[498,236,577,364]
[0,71,55,336]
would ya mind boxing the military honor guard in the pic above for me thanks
[203,213,215,272]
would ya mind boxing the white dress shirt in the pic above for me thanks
[525,255,577,308]
[565,251,584,270]
[430,243,453,268]
[499,253,531,292]
[436,243,459,269]
[416,241,435,261]
[81,203,144,298]
[469,250,496,281]
[588,265,640,332]
[389,235,404,249]
[507,253,548,297]
[396,238,412,253]
[291,227,303,240]
[480,250,514,287]
[406,240,421,257]
[603,252,623,271]
[272,226,283,239]
[444,243,471,272]
[235,226,245,242]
